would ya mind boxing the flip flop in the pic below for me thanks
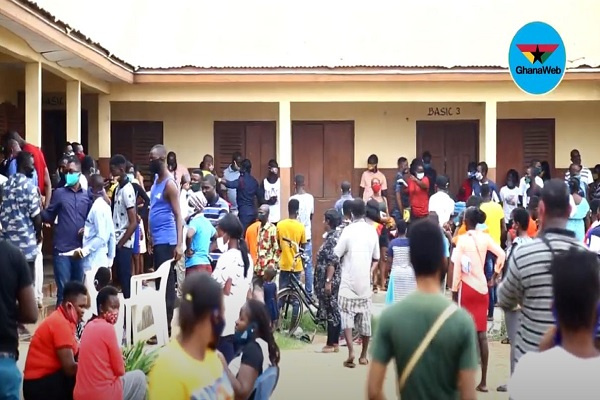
[476,385,489,393]
[359,358,369,365]
[343,358,356,368]
[317,346,336,354]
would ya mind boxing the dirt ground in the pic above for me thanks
[272,338,511,400]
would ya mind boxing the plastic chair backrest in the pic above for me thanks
[252,366,279,400]
[130,258,173,298]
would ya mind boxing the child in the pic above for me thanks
[386,220,416,304]
[262,266,278,328]
[94,267,112,291]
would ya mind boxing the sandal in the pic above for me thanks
[343,358,356,368]
[359,357,369,365]
[318,346,336,353]
[372,285,379,294]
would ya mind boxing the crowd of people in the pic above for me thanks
[1,126,600,399]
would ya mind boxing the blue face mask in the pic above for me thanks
[64,172,80,187]
[127,173,135,182]
[234,323,256,346]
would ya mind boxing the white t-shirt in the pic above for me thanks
[113,182,136,248]
[428,191,455,226]
[212,248,253,336]
[290,192,314,240]
[263,178,280,223]
[499,185,520,223]
[334,219,380,299]
[509,346,600,400]
[519,176,544,208]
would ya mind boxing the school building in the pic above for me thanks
[1,0,600,244]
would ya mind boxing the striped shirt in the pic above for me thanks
[565,166,593,186]
[497,229,589,364]
[387,238,416,302]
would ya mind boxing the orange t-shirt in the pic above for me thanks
[24,309,77,380]
[244,220,260,264]
[508,217,538,241]
[452,223,490,245]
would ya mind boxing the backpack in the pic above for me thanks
[252,365,279,400]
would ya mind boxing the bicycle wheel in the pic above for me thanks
[277,288,304,336]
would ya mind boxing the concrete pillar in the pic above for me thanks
[97,95,111,176]
[484,100,497,181]
[277,101,292,217]
[66,80,81,144]
[24,63,42,147]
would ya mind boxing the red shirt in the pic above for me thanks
[24,308,78,380]
[408,177,430,217]
[22,143,47,194]
[457,178,473,202]
[74,318,125,400]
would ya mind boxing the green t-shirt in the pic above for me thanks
[371,291,478,400]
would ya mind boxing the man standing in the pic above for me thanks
[201,174,230,225]
[148,145,183,337]
[166,151,190,185]
[564,149,593,189]
[519,160,544,208]
[498,179,587,366]
[422,151,438,197]
[290,175,315,296]
[334,200,379,368]
[71,142,85,162]
[4,131,52,207]
[360,154,388,202]
[246,205,280,285]
[368,220,477,400]
[109,155,138,299]
[223,152,242,214]
[393,157,410,225]
[42,158,91,304]
[428,175,455,228]
[0,151,43,288]
[472,161,500,202]
[334,181,353,215]
[262,159,281,224]
[74,174,115,277]
[0,239,37,399]
[277,199,307,290]
[223,159,261,230]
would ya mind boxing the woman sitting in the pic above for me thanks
[74,286,147,400]
[221,300,280,400]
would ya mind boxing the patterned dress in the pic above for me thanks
[315,227,342,327]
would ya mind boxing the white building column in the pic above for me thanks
[484,100,497,181]
[277,101,292,216]
[25,62,42,147]
[66,80,81,144]
[96,95,111,176]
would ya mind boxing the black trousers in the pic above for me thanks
[153,244,176,335]
[23,370,75,400]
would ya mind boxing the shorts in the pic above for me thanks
[338,296,372,336]
[186,264,212,276]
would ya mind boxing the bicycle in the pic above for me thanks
[277,238,359,343]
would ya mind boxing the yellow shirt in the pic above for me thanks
[148,339,233,400]
[480,201,504,245]
[277,218,306,272]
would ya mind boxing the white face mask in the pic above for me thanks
[217,236,229,253]
[475,172,484,181]
[416,172,425,180]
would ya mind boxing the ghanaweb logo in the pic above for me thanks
[508,22,566,95]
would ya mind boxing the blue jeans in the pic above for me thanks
[304,240,314,295]
[0,357,21,400]
[485,252,496,317]
[116,247,134,299]
[53,250,84,304]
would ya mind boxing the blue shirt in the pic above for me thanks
[81,197,116,271]
[225,172,262,216]
[185,215,216,267]
[223,165,240,211]
[149,177,177,246]
[41,186,91,253]
[0,173,41,261]
[334,193,353,214]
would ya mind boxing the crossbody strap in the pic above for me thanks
[398,303,459,392]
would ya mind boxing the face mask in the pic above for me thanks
[270,167,279,175]
[127,173,135,182]
[61,302,79,324]
[367,164,377,172]
[209,314,226,349]
[217,236,229,253]
[467,171,476,179]
[65,172,80,187]
[149,159,163,175]
[525,176,531,185]
[416,172,425,180]
[234,323,256,346]
[191,182,201,192]
[372,183,382,193]
[507,180,515,189]
[103,310,119,325]
[475,172,483,181]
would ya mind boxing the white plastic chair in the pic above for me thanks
[124,258,173,347]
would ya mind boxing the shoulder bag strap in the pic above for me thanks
[398,303,458,392]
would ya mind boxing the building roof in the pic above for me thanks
[17,0,600,71]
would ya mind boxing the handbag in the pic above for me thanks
[398,303,459,392]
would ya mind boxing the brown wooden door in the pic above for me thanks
[417,121,479,196]
[292,121,354,253]
[213,121,276,182]
[497,119,555,184]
